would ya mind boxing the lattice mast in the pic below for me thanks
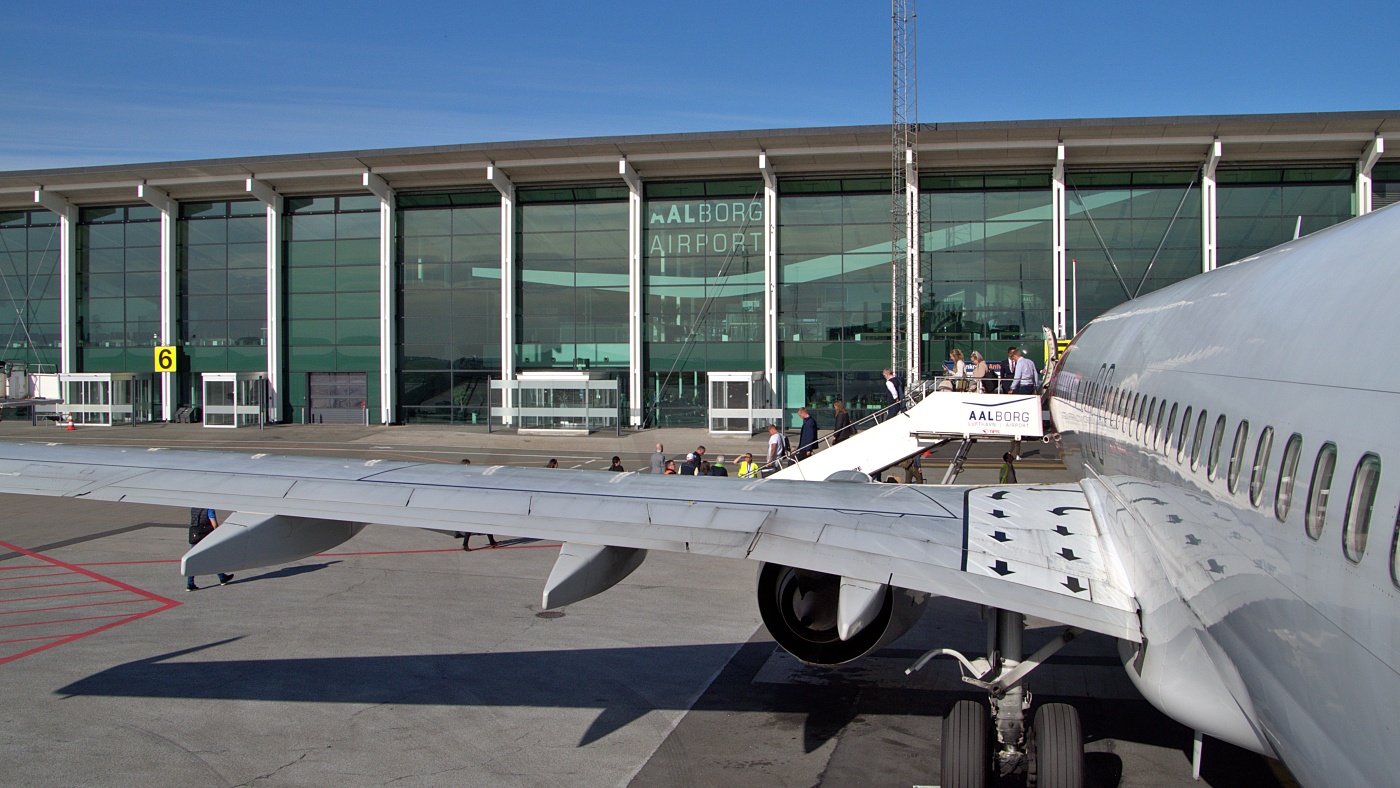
[891,0,920,382]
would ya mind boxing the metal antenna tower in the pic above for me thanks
[891,0,920,382]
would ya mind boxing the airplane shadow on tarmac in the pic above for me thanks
[231,561,341,583]
[56,637,1282,787]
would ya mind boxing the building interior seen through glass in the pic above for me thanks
[515,186,628,376]
[0,210,61,369]
[284,194,382,420]
[77,205,160,373]
[645,180,765,428]
[1065,171,1201,330]
[397,191,501,424]
[778,177,894,427]
[177,199,266,407]
[921,173,1053,379]
[1374,163,1400,210]
[1216,167,1354,266]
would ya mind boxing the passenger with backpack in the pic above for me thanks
[187,508,233,591]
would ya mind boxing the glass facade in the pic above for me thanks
[77,205,161,372]
[516,185,628,371]
[921,173,1053,371]
[778,178,892,424]
[1216,167,1353,265]
[284,195,382,416]
[178,200,266,405]
[397,191,501,424]
[0,209,61,368]
[1065,171,1201,329]
[1374,163,1400,211]
[644,180,765,427]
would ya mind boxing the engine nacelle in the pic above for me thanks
[756,562,927,666]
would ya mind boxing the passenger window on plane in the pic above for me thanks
[1391,515,1400,589]
[1190,410,1209,471]
[1176,407,1192,463]
[1304,443,1338,541]
[1342,454,1381,564]
[1276,433,1304,523]
[1249,427,1274,507]
[1207,415,1227,481]
[1228,421,1250,494]
[1155,400,1169,450]
[1135,395,1147,439]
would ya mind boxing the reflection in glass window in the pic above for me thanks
[1342,454,1381,563]
[1250,427,1274,507]
[1305,443,1338,540]
[1227,421,1250,494]
[0,210,61,368]
[1276,434,1304,523]
[1190,410,1208,470]
[1207,415,1227,481]
[1177,406,1192,463]
[1391,515,1400,588]
[1165,403,1178,454]
[1217,168,1353,264]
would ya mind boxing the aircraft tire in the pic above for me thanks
[1031,703,1084,788]
[940,699,989,788]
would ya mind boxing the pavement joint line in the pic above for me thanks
[0,597,156,616]
[0,570,76,580]
[0,523,184,564]
[0,633,70,647]
[0,612,141,631]
[4,588,126,604]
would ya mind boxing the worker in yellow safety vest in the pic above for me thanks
[737,452,760,479]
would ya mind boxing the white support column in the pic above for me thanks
[1356,136,1384,216]
[246,178,285,422]
[1051,145,1067,338]
[34,189,77,374]
[1202,139,1221,271]
[364,172,396,426]
[488,164,516,424]
[760,153,779,408]
[904,148,921,382]
[620,158,644,428]
[138,183,178,421]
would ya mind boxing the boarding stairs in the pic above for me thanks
[765,381,1043,483]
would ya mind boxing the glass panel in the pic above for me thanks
[1190,410,1209,471]
[1250,427,1274,506]
[1176,406,1192,463]
[1227,420,1249,493]
[1342,454,1381,563]
[1276,433,1304,523]
[1305,443,1338,540]
[1207,415,1227,481]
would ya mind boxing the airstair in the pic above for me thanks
[766,383,1043,482]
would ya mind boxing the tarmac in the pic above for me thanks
[0,419,1293,786]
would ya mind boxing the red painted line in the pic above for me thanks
[0,579,101,592]
[4,588,124,604]
[0,571,77,581]
[69,559,178,567]
[0,565,51,571]
[0,541,180,667]
[317,548,465,557]
[0,598,152,616]
[0,613,137,631]
[0,633,69,646]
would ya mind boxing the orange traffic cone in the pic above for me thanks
[65,417,75,430]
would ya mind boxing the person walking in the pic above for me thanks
[969,351,989,393]
[766,424,789,469]
[881,368,905,419]
[1009,348,1039,395]
[186,507,233,591]
[708,455,729,476]
[649,444,666,474]
[831,400,853,443]
[796,407,819,461]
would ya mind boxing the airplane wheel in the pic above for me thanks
[941,699,990,788]
[1031,703,1083,788]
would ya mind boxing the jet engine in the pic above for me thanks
[756,562,927,666]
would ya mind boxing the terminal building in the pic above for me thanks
[0,110,1395,428]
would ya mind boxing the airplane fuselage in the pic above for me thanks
[1048,203,1400,787]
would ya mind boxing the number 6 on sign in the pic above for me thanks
[154,346,177,372]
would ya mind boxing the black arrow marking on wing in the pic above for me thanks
[991,490,1009,500]
[1185,534,1201,546]
[1059,548,1080,561]
[991,560,1014,576]
[1206,559,1226,575]
[1053,525,1073,537]
[1051,506,1090,516]
[1063,577,1087,593]
[992,531,1012,543]
[991,509,1009,519]
[1132,496,1168,506]
[1166,514,1183,524]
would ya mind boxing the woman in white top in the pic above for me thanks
[946,349,968,391]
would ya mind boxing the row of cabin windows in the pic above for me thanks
[1062,372,1397,588]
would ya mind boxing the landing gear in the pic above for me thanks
[941,700,990,788]
[910,609,1086,788]
[1029,703,1083,788]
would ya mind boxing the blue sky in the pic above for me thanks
[2,1,1395,171]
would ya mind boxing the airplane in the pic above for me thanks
[1,202,1398,788]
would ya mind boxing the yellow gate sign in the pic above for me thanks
[154,346,178,372]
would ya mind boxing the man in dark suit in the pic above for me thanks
[796,408,819,460]
[882,368,905,419]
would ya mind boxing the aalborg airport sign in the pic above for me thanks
[921,394,1044,438]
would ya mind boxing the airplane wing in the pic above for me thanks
[0,442,1141,643]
